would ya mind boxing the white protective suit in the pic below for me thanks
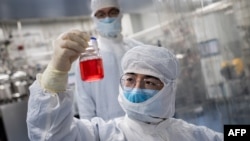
[74,0,143,120]
[75,35,143,120]
[27,45,223,141]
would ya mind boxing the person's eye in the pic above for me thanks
[126,77,135,82]
[144,78,162,86]
[109,10,119,17]
[144,80,157,86]
[95,13,106,18]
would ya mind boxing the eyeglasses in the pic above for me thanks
[120,73,164,90]
[95,8,120,19]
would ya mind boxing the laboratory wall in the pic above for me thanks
[145,0,250,132]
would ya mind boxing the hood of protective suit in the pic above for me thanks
[91,0,123,38]
[118,45,179,124]
[91,0,120,16]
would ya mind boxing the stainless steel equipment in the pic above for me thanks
[0,98,29,141]
[10,71,29,97]
[0,74,12,102]
[0,71,29,104]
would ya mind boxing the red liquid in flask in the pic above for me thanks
[80,58,104,82]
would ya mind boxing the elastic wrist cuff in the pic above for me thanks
[40,66,68,93]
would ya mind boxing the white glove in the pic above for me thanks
[40,29,90,93]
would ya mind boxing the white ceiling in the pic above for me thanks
[0,0,154,21]
[0,0,218,21]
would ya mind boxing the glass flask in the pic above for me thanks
[79,37,104,82]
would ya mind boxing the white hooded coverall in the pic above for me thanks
[27,45,223,141]
[75,35,143,120]
[74,0,144,120]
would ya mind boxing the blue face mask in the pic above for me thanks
[95,16,122,38]
[124,88,159,103]
[99,17,116,23]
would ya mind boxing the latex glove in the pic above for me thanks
[40,29,90,93]
[51,29,90,72]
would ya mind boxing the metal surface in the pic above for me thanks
[0,98,29,141]
[0,74,12,100]
[11,71,29,96]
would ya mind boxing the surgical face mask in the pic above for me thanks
[119,82,176,124]
[123,87,159,103]
[94,15,122,38]
[99,17,116,23]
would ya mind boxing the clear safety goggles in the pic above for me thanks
[120,73,164,91]
[95,8,120,19]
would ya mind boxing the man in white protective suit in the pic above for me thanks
[26,29,224,141]
[74,0,143,120]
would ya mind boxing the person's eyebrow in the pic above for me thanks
[144,75,160,80]
[126,73,160,80]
